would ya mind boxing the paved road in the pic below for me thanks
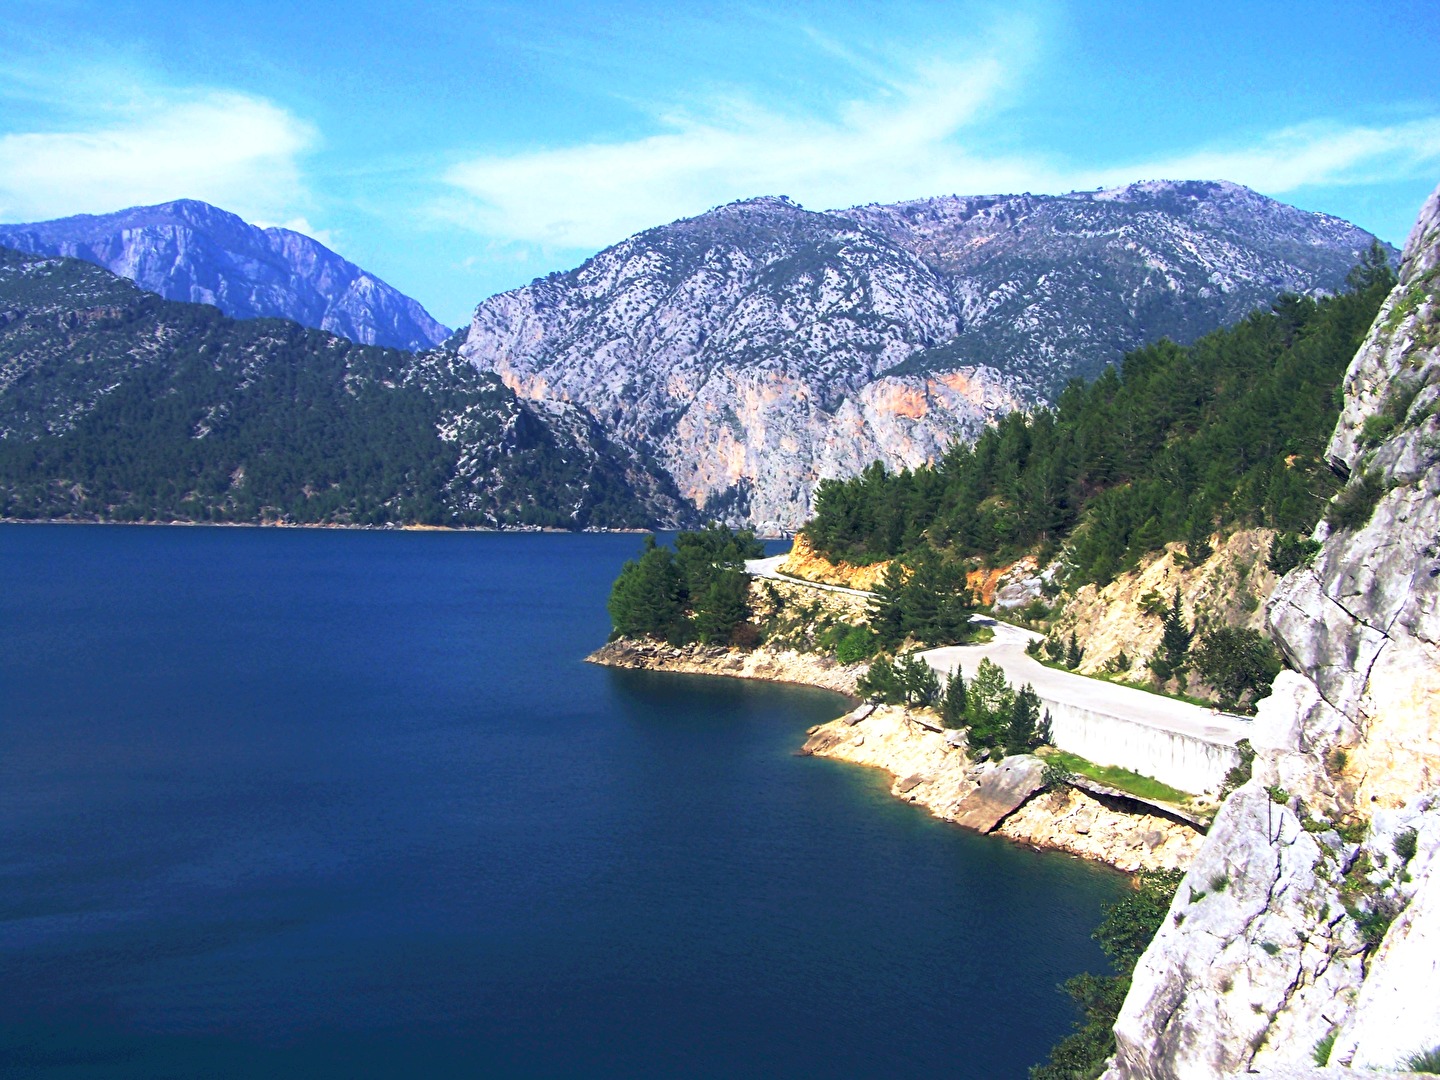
[744,555,876,598]
[924,619,1251,746]
[744,557,1249,746]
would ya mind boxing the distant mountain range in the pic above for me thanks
[0,200,449,352]
[0,245,687,528]
[458,180,1387,530]
[0,180,1393,530]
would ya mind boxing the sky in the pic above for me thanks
[2,1,1438,328]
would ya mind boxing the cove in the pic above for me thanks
[0,525,1126,1078]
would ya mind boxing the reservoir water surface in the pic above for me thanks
[1,526,1125,1078]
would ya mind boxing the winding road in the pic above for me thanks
[747,554,1250,787]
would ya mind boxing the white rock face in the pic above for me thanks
[1332,805,1440,1069]
[1103,181,1440,1079]
[0,200,450,352]
[459,184,1380,529]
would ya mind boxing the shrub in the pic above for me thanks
[1040,759,1074,789]
[1393,828,1419,862]
[1220,739,1255,797]
[1267,532,1321,576]
[834,625,878,665]
[1313,1029,1337,1066]
[1325,471,1386,532]
[1407,1045,1440,1074]
[1326,746,1349,777]
[1191,627,1283,710]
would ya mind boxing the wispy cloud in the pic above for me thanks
[0,86,317,224]
[1109,117,1440,195]
[438,41,1043,250]
[438,36,1440,252]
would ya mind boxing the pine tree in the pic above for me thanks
[940,670,967,729]
[895,652,940,707]
[867,559,908,649]
[1004,683,1042,755]
[1150,588,1194,687]
[693,567,752,644]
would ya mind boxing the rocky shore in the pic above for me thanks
[590,635,1207,873]
[585,637,866,696]
[800,704,1204,873]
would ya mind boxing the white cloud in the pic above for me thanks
[1107,118,1440,195]
[438,51,1051,250]
[438,42,1440,252]
[0,89,317,224]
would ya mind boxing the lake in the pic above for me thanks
[0,525,1124,1078]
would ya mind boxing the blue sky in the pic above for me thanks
[2,1,1438,328]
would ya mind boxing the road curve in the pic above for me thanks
[744,555,876,598]
[744,557,1249,747]
[923,619,1251,746]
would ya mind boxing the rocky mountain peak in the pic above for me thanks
[462,180,1385,529]
[0,201,449,352]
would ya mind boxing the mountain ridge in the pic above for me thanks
[0,200,450,352]
[460,179,1387,530]
[0,245,687,529]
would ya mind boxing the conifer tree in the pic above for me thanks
[940,670,967,729]
[1150,588,1194,687]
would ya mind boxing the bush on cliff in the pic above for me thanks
[1190,627,1282,711]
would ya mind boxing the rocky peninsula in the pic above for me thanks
[588,627,1208,873]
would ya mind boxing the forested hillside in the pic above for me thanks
[0,247,688,528]
[804,246,1395,586]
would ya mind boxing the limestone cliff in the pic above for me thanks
[1052,530,1278,683]
[1103,182,1440,1078]
[460,184,1380,530]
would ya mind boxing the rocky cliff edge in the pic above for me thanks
[1103,183,1440,1078]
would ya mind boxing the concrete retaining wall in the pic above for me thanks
[1041,696,1242,795]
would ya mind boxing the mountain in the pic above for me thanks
[458,181,1384,531]
[0,200,450,352]
[0,246,688,529]
[1104,181,1440,1077]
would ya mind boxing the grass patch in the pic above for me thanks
[1043,749,1192,805]
[1313,1029,1337,1066]
[1408,1045,1440,1074]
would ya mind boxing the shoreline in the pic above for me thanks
[585,637,865,697]
[0,517,655,534]
[590,636,1206,874]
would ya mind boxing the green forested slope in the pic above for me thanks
[804,252,1394,584]
[0,247,687,528]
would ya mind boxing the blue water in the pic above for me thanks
[0,525,1123,1078]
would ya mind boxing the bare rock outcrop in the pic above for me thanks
[460,184,1380,530]
[995,786,1205,872]
[1104,182,1440,1079]
[800,707,1203,872]
[952,755,1047,832]
[586,637,865,696]
[1053,529,1278,682]
[776,532,890,591]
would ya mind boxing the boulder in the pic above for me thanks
[952,755,1047,833]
